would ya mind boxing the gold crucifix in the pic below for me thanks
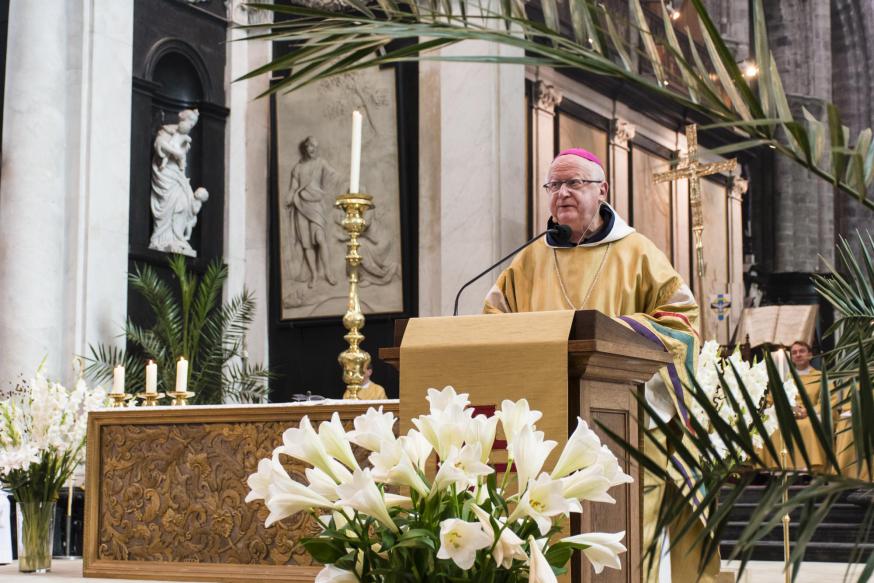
[654,124,737,277]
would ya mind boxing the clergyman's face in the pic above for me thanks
[547,156,608,239]
[790,343,813,369]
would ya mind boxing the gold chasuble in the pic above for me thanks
[762,368,836,471]
[357,381,388,400]
[485,205,719,582]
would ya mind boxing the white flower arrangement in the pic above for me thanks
[247,386,629,582]
[690,341,799,461]
[0,368,106,500]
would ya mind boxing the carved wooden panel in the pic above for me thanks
[84,402,398,582]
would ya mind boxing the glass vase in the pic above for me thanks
[16,500,56,573]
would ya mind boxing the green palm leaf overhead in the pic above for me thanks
[240,0,873,212]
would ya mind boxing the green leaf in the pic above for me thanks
[302,537,346,564]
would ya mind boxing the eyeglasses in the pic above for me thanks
[542,178,602,194]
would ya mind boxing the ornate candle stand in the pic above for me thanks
[108,392,133,408]
[167,390,195,406]
[335,192,374,400]
[137,392,165,407]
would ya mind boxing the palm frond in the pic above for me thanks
[242,0,874,211]
[88,256,272,404]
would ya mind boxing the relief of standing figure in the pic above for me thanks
[287,137,338,287]
[148,109,209,257]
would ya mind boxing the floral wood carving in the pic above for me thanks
[94,409,381,566]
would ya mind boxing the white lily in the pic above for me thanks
[497,398,543,446]
[319,412,361,471]
[465,414,499,463]
[432,443,494,493]
[436,518,492,570]
[370,440,430,497]
[507,425,556,491]
[550,417,602,479]
[314,564,359,583]
[470,504,527,568]
[399,429,433,471]
[426,386,470,414]
[245,458,274,503]
[279,416,346,482]
[560,531,626,574]
[509,473,575,535]
[264,479,336,527]
[526,535,558,583]
[306,466,342,501]
[593,445,633,487]
[412,412,467,461]
[561,464,615,505]
[347,406,397,452]
[336,468,399,532]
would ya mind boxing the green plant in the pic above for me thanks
[87,255,270,404]
[600,234,874,582]
[241,0,874,212]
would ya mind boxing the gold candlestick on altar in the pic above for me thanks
[167,391,195,406]
[108,392,133,408]
[335,192,374,400]
[137,392,165,407]
[653,124,737,277]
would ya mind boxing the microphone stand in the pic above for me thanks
[453,226,569,316]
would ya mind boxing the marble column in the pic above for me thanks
[0,1,71,386]
[608,118,634,224]
[418,42,526,316]
[728,177,749,334]
[225,1,272,370]
[64,0,134,378]
[0,0,134,387]
[529,80,561,235]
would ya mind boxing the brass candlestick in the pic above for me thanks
[780,448,791,583]
[167,391,195,406]
[137,392,165,406]
[335,192,374,400]
[108,392,132,408]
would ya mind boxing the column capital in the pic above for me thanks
[610,118,636,147]
[730,176,749,201]
[533,80,562,114]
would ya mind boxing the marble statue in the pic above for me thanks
[286,136,338,287]
[148,109,209,257]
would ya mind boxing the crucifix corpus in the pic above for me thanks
[654,124,737,277]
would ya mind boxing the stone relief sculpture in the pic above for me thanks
[287,137,338,288]
[275,68,403,319]
[149,109,209,257]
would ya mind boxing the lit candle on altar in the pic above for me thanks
[111,365,125,394]
[349,110,362,193]
[145,360,158,394]
[175,357,188,392]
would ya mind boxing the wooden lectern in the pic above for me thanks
[380,310,671,583]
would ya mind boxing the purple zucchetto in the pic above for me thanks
[554,148,604,170]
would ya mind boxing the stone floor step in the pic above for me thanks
[720,540,874,563]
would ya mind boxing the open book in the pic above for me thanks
[735,304,818,348]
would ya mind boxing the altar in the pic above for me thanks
[82,400,398,582]
[1,560,202,583]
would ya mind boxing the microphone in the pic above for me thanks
[452,224,572,316]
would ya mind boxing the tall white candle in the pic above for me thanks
[145,360,158,394]
[175,357,188,392]
[349,110,362,193]
[111,365,125,394]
